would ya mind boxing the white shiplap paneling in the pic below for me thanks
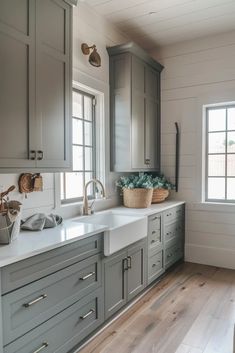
[155,31,235,269]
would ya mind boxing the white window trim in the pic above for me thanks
[201,100,235,207]
[54,80,106,213]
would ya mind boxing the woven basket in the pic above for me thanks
[123,188,153,208]
[152,188,169,204]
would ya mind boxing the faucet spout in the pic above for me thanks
[83,179,106,215]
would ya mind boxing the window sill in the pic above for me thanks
[189,201,235,213]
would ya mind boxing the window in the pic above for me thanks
[61,89,96,202]
[205,104,235,202]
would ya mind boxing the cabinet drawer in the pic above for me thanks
[165,243,184,269]
[164,221,183,246]
[1,234,102,294]
[148,214,161,232]
[3,254,102,345]
[4,289,104,353]
[148,251,164,284]
[163,205,184,225]
[148,229,162,252]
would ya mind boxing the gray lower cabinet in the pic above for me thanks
[1,233,102,294]
[147,213,164,285]
[0,205,185,353]
[104,239,146,319]
[163,205,185,270]
[0,234,104,353]
[3,254,102,345]
[0,0,72,171]
[147,204,185,285]
[4,289,103,353]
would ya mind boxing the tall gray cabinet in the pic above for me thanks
[0,0,72,171]
[108,42,164,172]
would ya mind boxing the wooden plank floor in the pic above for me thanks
[78,262,235,353]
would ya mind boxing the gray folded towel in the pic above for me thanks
[21,213,63,231]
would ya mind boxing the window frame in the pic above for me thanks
[61,88,96,204]
[205,103,235,203]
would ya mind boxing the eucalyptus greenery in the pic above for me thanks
[151,175,175,190]
[116,174,175,190]
[116,174,153,189]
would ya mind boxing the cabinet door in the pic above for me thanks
[145,67,160,170]
[127,240,146,301]
[35,0,72,169]
[145,98,159,170]
[131,56,146,169]
[104,250,127,319]
[0,0,36,169]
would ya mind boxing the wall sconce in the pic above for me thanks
[81,43,101,67]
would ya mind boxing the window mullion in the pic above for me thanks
[225,108,228,200]
[82,95,85,191]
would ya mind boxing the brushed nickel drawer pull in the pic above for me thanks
[79,272,95,280]
[127,256,132,269]
[23,294,47,308]
[80,309,94,320]
[151,240,155,244]
[153,216,159,221]
[152,231,156,234]
[123,257,129,271]
[32,342,48,353]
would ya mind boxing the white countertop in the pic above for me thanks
[111,200,185,216]
[0,220,107,268]
[0,200,184,268]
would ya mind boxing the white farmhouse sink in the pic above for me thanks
[74,211,147,256]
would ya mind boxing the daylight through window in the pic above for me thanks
[61,89,96,202]
[206,104,235,202]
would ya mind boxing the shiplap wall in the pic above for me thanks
[153,30,235,269]
[0,3,127,219]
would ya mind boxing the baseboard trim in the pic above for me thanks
[185,243,235,270]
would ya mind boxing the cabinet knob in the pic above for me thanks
[30,150,36,160]
[37,150,44,160]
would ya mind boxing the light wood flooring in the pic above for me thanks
[78,262,235,353]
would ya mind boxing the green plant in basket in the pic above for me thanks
[116,174,153,190]
[151,175,175,190]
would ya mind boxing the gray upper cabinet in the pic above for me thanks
[0,0,36,169]
[0,0,72,172]
[108,42,163,172]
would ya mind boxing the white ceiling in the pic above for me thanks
[84,0,235,48]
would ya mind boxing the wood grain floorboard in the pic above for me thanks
[78,263,235,353]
